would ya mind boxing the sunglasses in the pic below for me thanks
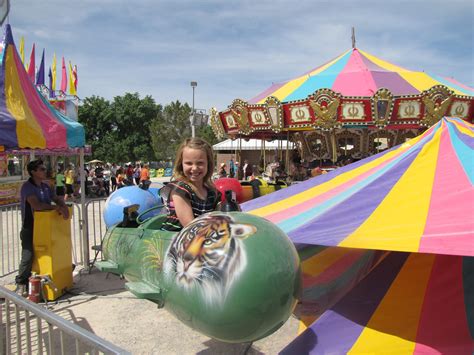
[36,167,47,172]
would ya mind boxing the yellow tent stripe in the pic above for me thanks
[257,76,308,104]
[250,133,426,217]
[340,127,441,252]
[5,47,46,148]
[256,50,351,104]
[455,122,474,137]
[348,253,435,354]
[359,49,466,96]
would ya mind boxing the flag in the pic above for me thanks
[27,43,35,83]
[51,53,57,92]
[60,56,67,92]
[36,49,45,85]
[48,67,55,98]
[73,64,78,90]
[19,36,25,64]
[68,61,76,95]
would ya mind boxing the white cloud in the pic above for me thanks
[6,0,473,110]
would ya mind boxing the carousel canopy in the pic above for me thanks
[243,117,473,256]
[249,48,474,104]
[0,25,85,152]
[211,48,473,140]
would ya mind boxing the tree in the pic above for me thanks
[196,125,218,146]
[79,93,160,163]
[150,101,192,160]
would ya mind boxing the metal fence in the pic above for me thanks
[0,286,130,354]
[0,199,107,278]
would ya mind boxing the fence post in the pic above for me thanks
[79,149,90,269]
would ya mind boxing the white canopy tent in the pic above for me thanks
[213,138,295,151]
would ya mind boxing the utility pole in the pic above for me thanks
[190,81,197,138]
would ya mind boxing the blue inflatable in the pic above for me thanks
[103,186,162,228]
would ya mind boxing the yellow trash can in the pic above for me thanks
[32,207,73,301]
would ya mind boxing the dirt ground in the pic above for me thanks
[25,267,300,354]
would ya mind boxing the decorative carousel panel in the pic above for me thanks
[371,88,394,128]
[341,102,366,120]
[249,109,269,127]
[309,89,341,130]
[335,130,362,157]
[210,107,226,139]
[449,100,470,119]
[264,96,284,132]
[230,99,252,134]
[396,100,421,120]
[368,129,395,154]
[305,132,329,159]
[420,85,453,127]
[224,113,238,129]
[288,104,313,124]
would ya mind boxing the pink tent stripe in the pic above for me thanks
[419,123,474,256]
[413,256,473,353]
[247,82,286,104]
[331,50,378,96]
[13,47,67,148]
[440,76,474,93]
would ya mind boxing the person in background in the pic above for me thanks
[126,164,134,185]
[55,166,65,199]
[139,163,151,189]
[242,159,252,180]
[218,162,227,178]
[103,164,111,196]
[229,157,236,178]
[116,168,126,189]
[235,161,242,180]
[14,159,69,296]
[64,163,75,202]
[110,163,118,192]
[133,164,141,185]
[161,138,220,231]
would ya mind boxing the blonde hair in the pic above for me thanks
[173,137,215,189]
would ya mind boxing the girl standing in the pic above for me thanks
[161,138,221,231]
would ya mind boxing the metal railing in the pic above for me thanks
[0,286,130,354]
[0,198,107,278]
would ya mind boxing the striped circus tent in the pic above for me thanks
[242,117,473,353]
[244,117,473,256]
[249,48,474,103]
[0,25,85,151]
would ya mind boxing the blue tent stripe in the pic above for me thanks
[282,51,352,102]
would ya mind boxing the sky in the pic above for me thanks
[6,0,474,112]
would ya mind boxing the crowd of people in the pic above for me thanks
[52,162,151,200]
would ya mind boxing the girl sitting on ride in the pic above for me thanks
[161,138,221,231]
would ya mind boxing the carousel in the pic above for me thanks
[209,44,474,167]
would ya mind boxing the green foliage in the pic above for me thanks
[150,101,191,160]
[79,94,218,163]
[78,93,160,163]
[196,125,218,146]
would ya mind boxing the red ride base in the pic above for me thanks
[214,177,244,203]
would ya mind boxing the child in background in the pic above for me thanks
[64,164,75,201]
[161,138,221,231]
[55,166,65,198]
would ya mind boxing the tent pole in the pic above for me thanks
[286,130,290,176]
[79,147,89,269]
